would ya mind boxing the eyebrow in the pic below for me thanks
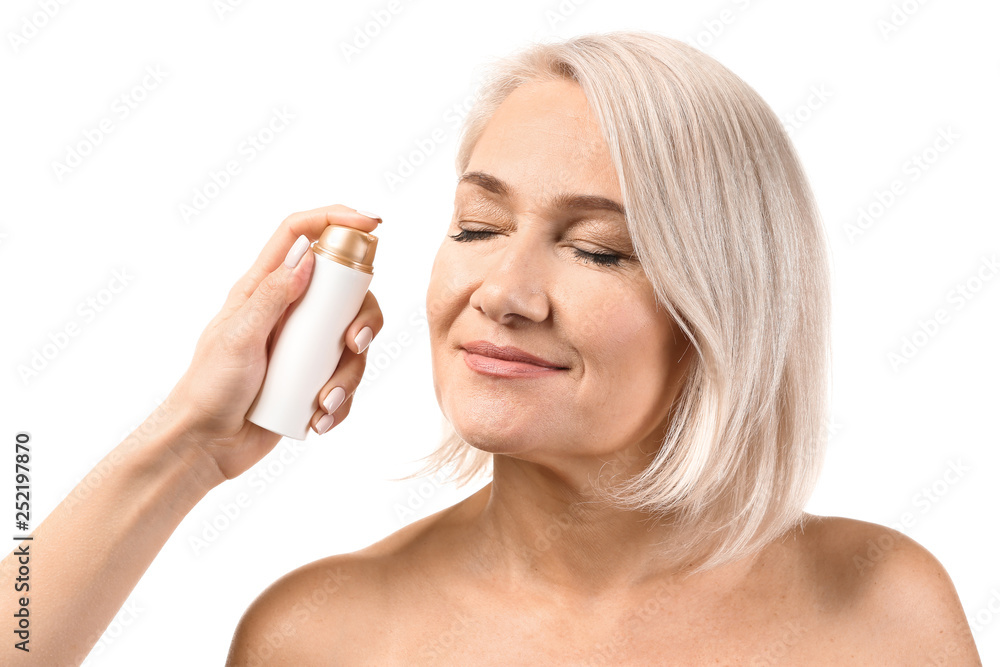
[457,171,626,218]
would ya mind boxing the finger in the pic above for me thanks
[229,234,314,348]
[311,349,368,434]
[345,291,384,354]
[224,205,382,315]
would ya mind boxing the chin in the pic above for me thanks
[448,411,532,456]
[451,421,516,454]
[442,383,562,455]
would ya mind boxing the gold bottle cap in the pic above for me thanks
[312,224,378,274]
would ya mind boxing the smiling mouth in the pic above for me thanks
[461,349,569,378]
[461,340,567,368]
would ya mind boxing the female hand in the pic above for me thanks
[165,204,384,483]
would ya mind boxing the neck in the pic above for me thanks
[460,454,745,600]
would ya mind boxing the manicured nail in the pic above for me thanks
[323,386,346,413]
[354,326,373,353]
[284,234,310,268]
[315,413,334,434]
[355,209,382,222]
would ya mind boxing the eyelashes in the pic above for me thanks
[448,228,623,268]
[448,229,494,242]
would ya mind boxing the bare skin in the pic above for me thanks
[0,205,385,665]
[229,493,979,665]
[227,80,980,664]
[1,74,979,665]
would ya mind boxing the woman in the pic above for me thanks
[2,31,980,665]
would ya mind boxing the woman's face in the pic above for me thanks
[427,78,691,475]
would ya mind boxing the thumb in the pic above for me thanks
[232,234,314,346]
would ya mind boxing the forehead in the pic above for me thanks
[462,79,621,206]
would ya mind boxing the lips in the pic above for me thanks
[461,340,567,369]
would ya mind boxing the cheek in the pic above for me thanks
[426,244,482,359]
[574,293,676,392]
[570,285,651,357]
[428,244,474,308]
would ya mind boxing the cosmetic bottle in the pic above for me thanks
[246,224,378,440]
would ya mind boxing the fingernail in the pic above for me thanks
[315,413,334,434]
[323,386,346,413]
[354,326,373,353]
[355,209,382,222]
[284,234,310,268]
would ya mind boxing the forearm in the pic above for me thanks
[1,397,222,665]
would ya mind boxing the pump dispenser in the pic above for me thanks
[246,224,378,440]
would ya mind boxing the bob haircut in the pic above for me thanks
[404,30,833,574]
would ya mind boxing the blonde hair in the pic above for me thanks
[405,30,832,573]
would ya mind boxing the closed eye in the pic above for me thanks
[449,229,495,243]
[448,228,624,267]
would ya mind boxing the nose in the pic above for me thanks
[468,230,552,325]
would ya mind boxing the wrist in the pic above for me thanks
[125,395,227,499]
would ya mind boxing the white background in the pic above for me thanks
[2,0,997,664]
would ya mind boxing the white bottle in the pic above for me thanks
[246,224,378,440]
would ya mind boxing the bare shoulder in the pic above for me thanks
[791,513,981,664]
[225,504,463,666]
[224,551,383,666]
